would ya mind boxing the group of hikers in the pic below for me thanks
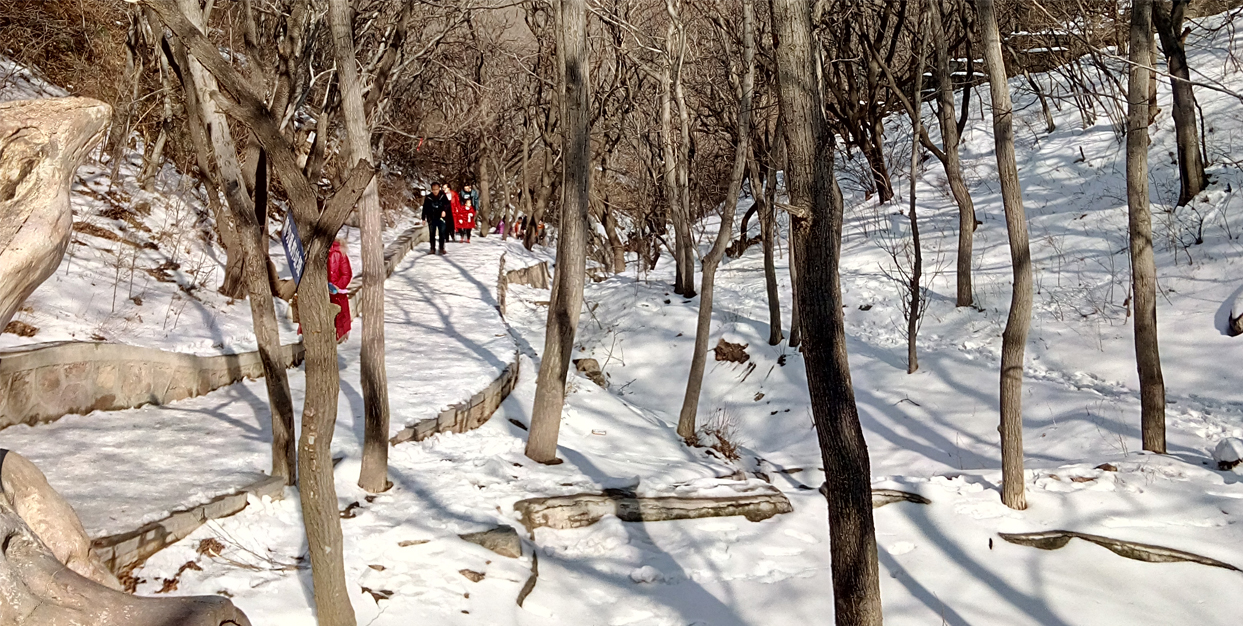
[420,181,479,255]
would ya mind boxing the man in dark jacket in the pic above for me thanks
[421,182,451,254]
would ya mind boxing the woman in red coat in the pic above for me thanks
[327,237,353,342]
[445,186,463,243]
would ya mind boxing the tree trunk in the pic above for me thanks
[478,145,492,236]
[753,152,783,345]
[677,0,755,440]
[787,229,802,349]
[931,2,976,308]
[862,121,894,203]
[168,0,298,486]
[526,0,590,465]
[328,0,391,495]
[296,243,357,626]
[660,53,693,296]
[906,5,928,375]
[1129,0,1168,454]
[771,1,883,624]
[977,0,1029,511]
[1154,0,1207,206]
[1024,71,1057,134]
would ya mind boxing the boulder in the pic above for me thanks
[0,450,252,625]
[0,97,110,329]
[459,525,523,559]
[1212,437,1243,471]
[573,358,607,388]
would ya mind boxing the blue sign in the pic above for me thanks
[281,211,306,285]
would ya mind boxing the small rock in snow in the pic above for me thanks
[1212,438,1243,471]
[629,565,664,584]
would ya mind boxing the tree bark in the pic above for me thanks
[526,0,591,465]
[1154,0,1207,206]
[1129,0,1168,454]
[677,0,755,440]
[977,0,1029,511]
[931,3,976,308]
[771,0,883,624]
[328,0,391,495]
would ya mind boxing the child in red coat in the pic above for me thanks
[459,199,477,242]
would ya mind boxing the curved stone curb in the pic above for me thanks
[390,357,520,445]
[91,474,285,576]
[0,341,304,430]
[392,254,549,445]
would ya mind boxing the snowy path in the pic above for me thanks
[0,234,514,538]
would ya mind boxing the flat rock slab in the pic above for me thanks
[514,491,793,530]
[459,525,522,558]
[999,530,1243,571]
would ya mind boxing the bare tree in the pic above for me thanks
[526,0,592,464]
[158,0,298,485]
[328,0,392,495]
[977,0,1029,511]
[1128,0,1168,454]
[677,0,756,440]
[140,2,375,622]
[1154,0,1208,206]
[772,0,883,623]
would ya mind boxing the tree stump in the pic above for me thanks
[0,97,111,329]
[0,450,252,625]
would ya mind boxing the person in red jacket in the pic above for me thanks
[445,185,463,243]
[327,236,353,342]
[459,198,477,242]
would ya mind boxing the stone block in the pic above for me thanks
[437,409,457,434]
[5,370,33,420]
[62,361,90,384]
[414,419,438,441]
[36,365,61,396]
[94,363,118,392]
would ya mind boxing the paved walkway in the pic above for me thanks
[0,235,515,538]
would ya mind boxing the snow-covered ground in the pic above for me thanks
[7,9,1243,626]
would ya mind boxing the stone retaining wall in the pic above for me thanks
[91,474,285,575]
[390,358,521,444]
[0,341,304,430]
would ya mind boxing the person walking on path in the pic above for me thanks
[421,182,450,255]
[461,183,480,213]
[459,198,477,242]
[328,235,353,342]
[445,184,463,242]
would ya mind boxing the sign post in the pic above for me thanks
[280,211,306,285]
